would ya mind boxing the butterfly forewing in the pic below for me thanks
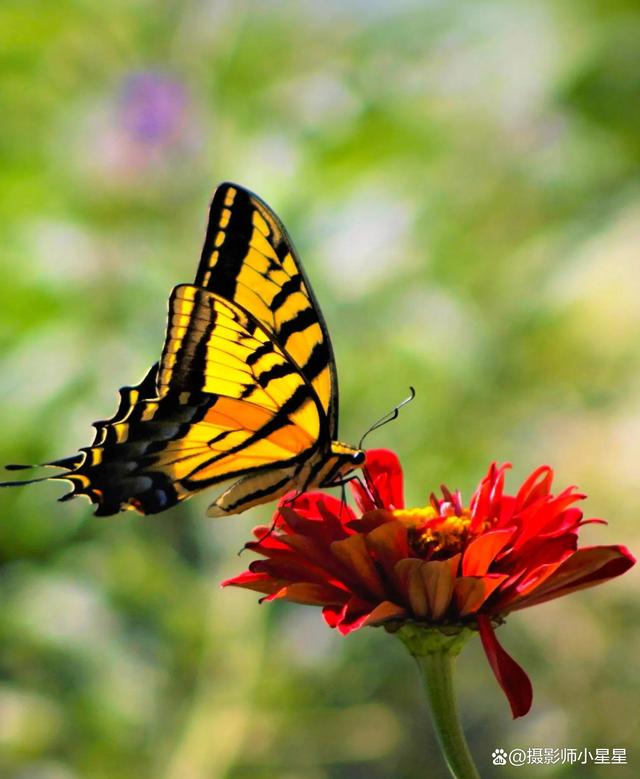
[195,184,338,435]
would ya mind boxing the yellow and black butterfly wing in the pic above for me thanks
[194,183,338,436]
[1,183,352,516]
[3,286,326,516]
[1,364,178,516]
[59,363,191,515]
[153,284,326,514]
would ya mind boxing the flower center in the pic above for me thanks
[392,505,474,558]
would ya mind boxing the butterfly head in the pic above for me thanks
[318,441,366,487]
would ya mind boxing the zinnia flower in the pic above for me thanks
[223,450,634,719]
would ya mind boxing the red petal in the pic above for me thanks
[323,604,342,627]
[511,492,584,549]
[477,615,533,718]
[277,531,343,576]
[462,529,515,576]
[507,544,636,611]
[279,506,344,546]
[422,558,456,620]
[287,493,357,532]
[248,526,291,550]
[316,498,357,536]
[359,600,408,627]
[350,479,377,513]
[335,596,379,634]
[249,556,346,591]
[351,449,404,511]
[348,508,396,533]
[469,462,510,532]
[492,534,578,607]
[330,534,387,599]
[364,521,410,583]
[323,599,400,634]
[515,465,553,508]
[454,574,508,615]
[395,558,429,618]
[266,581,348,606]
[221,570,285,595]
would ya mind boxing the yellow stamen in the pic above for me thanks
[392,506,473,555]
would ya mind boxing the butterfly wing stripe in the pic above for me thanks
[158,286,323,440]
[89,364,160,447]
[277,306,318,344]
[299,341,331,384]
[182,383,317,481]
[195,185,251,298]
[270,275,303,310]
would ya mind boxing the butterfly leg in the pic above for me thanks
[327,474,361,488]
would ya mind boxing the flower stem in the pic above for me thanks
[394,624,480,779]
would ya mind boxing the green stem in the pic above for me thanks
[394,624,481,779]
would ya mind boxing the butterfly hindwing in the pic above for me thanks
[47,365,189,515]
[12,286,325,515]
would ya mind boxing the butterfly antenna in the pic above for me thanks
[359,387,416,450]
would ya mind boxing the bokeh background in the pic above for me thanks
[1,1,639,777]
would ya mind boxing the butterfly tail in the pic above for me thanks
[0,454,84,487]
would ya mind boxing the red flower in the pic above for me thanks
[223,450,635,717]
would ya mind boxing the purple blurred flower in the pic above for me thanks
[81,69,200,185]
[118,72,189,147]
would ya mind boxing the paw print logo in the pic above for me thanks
[492,748,508,766]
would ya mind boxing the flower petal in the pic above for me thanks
[221,570,285,595]
[364,521,410,584]
[335,596,380,634]
[352,448,404,512]
[462,529,515,576]
[266,581,348,606]
[507,544,636,611]
[316,498,357,536]
[455,574,508,615]
[515,465,553,509]
[511,491,585,549]
[330,534,387,599]
[422,558,457,620]
[249,556,345,591]
[288,492,356,525]
[322,604,343,628]
[279,506,348,546]
[477,615,533,718]
[349,508,396,533]
[492,534,578,608]
[360,600,408,627]
[469,462,510,531]
[395,558,429,618]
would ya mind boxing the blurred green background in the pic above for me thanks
[1,1,639,777]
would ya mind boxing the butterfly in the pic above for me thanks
[2,183,365,517]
